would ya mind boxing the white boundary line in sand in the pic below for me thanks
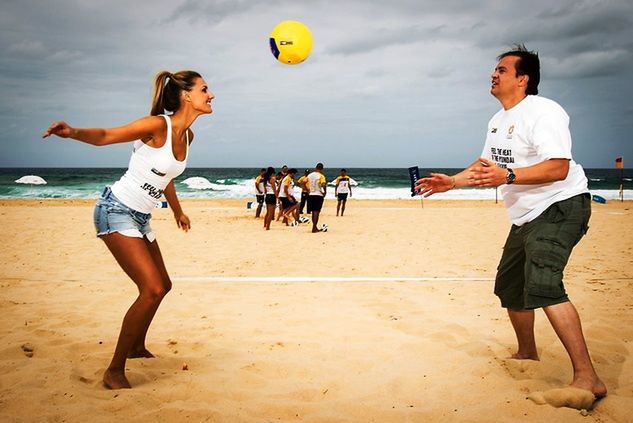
[173,276,494,283]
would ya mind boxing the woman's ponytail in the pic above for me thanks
[150,70,202,116]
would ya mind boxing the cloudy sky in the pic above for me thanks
[1,0,632,168]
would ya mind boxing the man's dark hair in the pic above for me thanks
[316,162,324,170]
[498,44,540,95]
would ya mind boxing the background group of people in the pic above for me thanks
[254,164,354,232]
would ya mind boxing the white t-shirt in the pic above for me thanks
[307,172,326,196]
[255,175,265,195]
[278,175,294,198]
[335,176,351,194]
[481,95,588,226]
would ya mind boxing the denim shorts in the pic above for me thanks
[494,193,591,310]
[93,187,155,242]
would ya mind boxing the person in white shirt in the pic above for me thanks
[416,44,605,405]
[254,168,266,218]
[278,168,300,225]
[334,168,353,216]
[307,163,328,233]
[43,70,214,390]
[262,166,278,231]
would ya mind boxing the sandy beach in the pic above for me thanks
[0,198,631,422]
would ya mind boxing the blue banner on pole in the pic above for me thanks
[408,166,420,197]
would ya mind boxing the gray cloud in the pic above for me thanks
[165,0,261,24]
[327,24,447,56]
[0,0,631,168]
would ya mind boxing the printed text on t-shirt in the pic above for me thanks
[141,183,164,199]
[490,147,514,168]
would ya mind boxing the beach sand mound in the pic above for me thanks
[528,387,596,410]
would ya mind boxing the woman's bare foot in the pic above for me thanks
[103,369,131,389]
[127,347,155,359]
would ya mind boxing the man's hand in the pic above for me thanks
[415,173,455,197]
[469,157,507,187]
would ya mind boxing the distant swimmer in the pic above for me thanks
[43,70,214,389]
[334,168,352,216]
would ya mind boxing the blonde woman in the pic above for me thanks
[43,70,214,389]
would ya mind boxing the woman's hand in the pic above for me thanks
[43,121,74,139]
[175,213,191,232]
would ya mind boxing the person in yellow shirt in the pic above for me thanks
[297,169,310,215]
[334,168,352,216]
[278,168,300,225]
[254,168,266,218]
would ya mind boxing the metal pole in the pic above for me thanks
[621,168,624,202]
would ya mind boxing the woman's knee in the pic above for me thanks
[164,278,172,294]
[140,278,171,301]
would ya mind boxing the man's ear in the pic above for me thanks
[518,74,529,89]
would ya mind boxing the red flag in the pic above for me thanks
[615,157,623,169]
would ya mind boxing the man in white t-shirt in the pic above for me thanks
[307,162,327,233]
[334,168,353,217]
[416,44,605,405]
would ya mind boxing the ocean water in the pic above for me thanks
[1,167,631,201]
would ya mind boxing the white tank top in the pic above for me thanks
[111,115,189,213]
[265,179,275,195]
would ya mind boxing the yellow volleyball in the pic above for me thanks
[269,20,313,65]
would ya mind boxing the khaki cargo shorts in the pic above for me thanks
[494,193,591,310]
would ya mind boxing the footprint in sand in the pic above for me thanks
[497,356,538,380]
[528,387,596,410]
[21,343,34,357]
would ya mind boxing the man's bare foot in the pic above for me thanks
[572,375,607,398]
[103,369,131,389]
[128,348,155,359]
[509,351,539,360]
